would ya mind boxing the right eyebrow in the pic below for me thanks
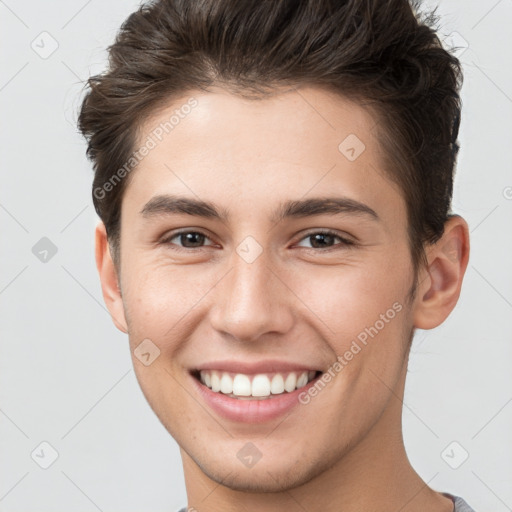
[140,195,230,222]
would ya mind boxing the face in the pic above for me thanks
[112,86,420,491]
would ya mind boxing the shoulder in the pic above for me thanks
[443,492,478,512]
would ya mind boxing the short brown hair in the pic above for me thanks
[78,0,463,275]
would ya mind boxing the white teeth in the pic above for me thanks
[284,373,297,392]
[296,371,308,389]
[220,372,233,394]
[252,374,271,397]
[197,369,318,398]
[211,371,221,392]
[270,374,285,394]
[232,374,252,396]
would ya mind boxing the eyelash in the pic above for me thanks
[160,229,356,253]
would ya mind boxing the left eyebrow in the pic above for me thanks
[139,194,380,223]
[271,196,380,223]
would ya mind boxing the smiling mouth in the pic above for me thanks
[191,369,322,400]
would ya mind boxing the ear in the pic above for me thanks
[413,215,470,329]
[95,221,128,333]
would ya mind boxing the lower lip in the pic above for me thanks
[189,372,320,424]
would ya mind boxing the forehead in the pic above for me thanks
[123,85,406,230]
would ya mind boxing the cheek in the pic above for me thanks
[133,261,190,326]
[289,252,412,393]
[292,255,410,336]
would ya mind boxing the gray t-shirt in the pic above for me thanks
[443,492,477,511]
[177,492,476,512]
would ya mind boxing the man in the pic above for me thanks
[78,0,476,510]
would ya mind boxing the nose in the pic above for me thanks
[209,252,294,343]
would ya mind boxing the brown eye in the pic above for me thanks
[296,230,354,250]
[162,230,214,250]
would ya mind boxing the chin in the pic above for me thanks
[190,448,330,493]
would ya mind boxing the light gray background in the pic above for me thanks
[0,1,511,511]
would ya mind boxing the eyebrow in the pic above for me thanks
[139,194,380,224]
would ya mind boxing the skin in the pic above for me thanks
[95,85,470,512]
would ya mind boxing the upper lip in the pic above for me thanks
[192,359,322,375]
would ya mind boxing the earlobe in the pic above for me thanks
[413,216,470,330]
[95,221,129,334]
